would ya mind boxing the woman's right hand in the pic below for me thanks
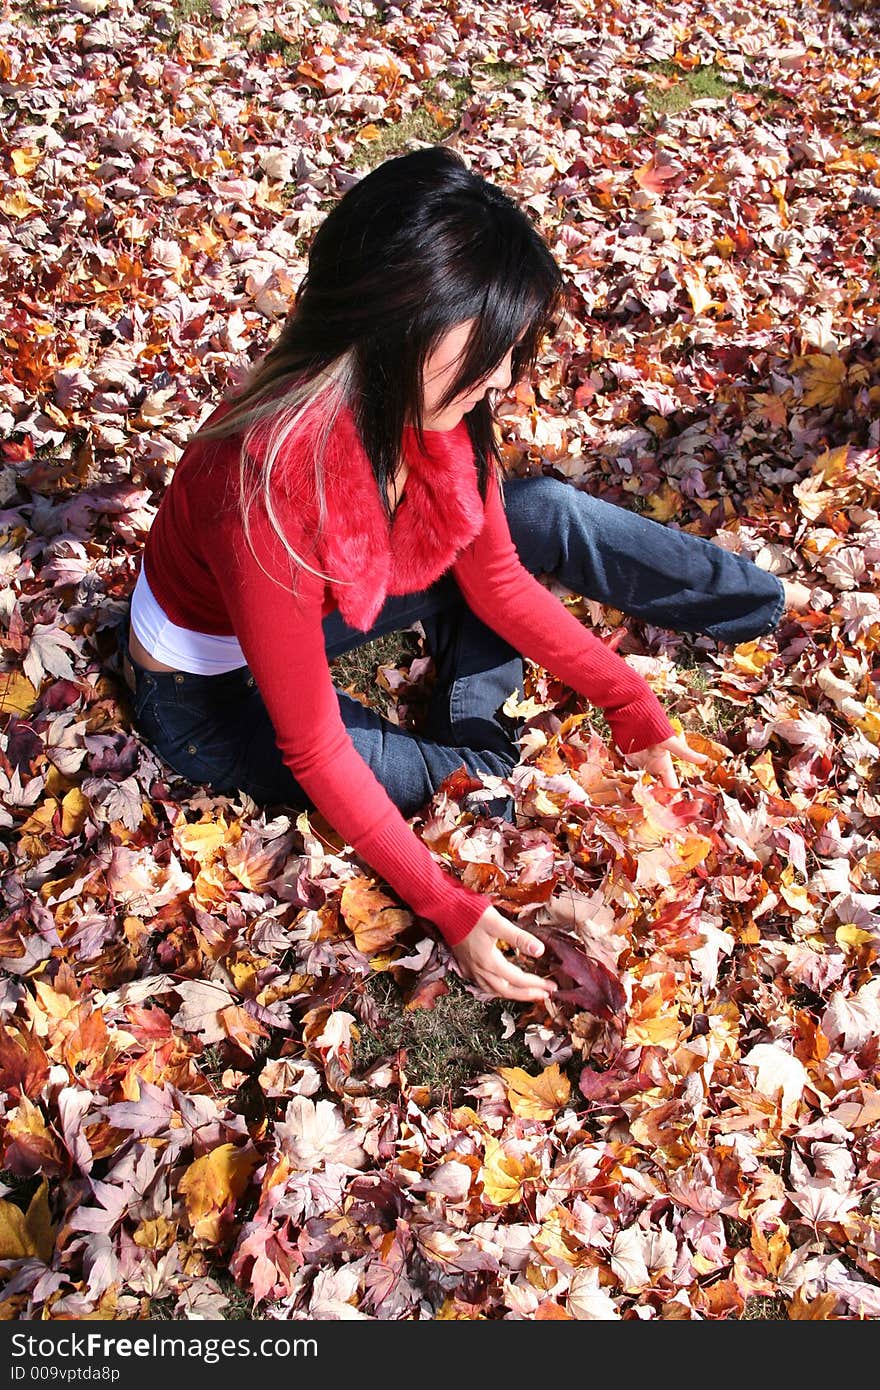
[450,904,558,1003]
[623,731,710,789]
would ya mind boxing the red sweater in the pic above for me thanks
[143,398,674,946]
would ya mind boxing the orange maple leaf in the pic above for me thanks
[340,875,412,955]
[499,1064,571,1120]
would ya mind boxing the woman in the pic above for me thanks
[120,145,803,1004]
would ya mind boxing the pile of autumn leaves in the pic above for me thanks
[3,430,880,1317]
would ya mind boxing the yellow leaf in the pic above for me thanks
[643,482,680,521]
[61,788,91,838]
[751,748,781,795]
[132,1216,178,1250]
[682,271,715,316]
[835,923,876,951]
[366,951,398,973]
[731,641,775,675]
[797,353,848,409]
[625,995,684,1049]
[531,787,563,817]
[481,1138,539,1206]
[855,697,880,746]
[2,1098,62,1173]
[0,670,37,716]
[499,1064,571,1120]
[11,146,43,176]
[192,860,235,907]
[814,444,850,481]
[779,866,811,914]
[173,816,229,865]
[751,1220,791,1277]
[788,1289,839,1319]
[178,1144,258,1238]
[355,122,382,143]
[675,729,729,763]
[792,474,838,522]
[32,980,80,1022]
[435,1297,484,1319]
[503,690,554,719]
[0,1180,55,1263]
[19,799,58,839]
[0,188,38,219]
[531,1208,582,1268]
[229,962,258,996]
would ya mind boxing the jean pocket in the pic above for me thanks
[133,685,245,793]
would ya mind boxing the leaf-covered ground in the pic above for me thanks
[1,0,880,1322]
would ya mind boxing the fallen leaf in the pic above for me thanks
[499,1064,571,1120]
[179,1144,259,1240]
[0,1180,55,1262]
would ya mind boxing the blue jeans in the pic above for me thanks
[120,477,784,818]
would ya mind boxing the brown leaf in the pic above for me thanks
[1,1097,64,1177]
[0,1026,50,1102]
[340,875,412,955]
[61,1006,111,1081]
[220,1004,268,1058]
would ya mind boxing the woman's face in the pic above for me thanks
[420,319,517,432]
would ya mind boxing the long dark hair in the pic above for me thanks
[196,144,563,573]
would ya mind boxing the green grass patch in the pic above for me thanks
[330,627,424,719]
[352,970,540,1104]
[741,1294,789,1319]
[639,61,776,117]
[473,60,526,86]
[164,0,225,46]
[348,63,527,171]
[349,108,458,169]
[841,126,880,152]
[644,62,736,114]
[147,1271,256,1321]
[259,30,302,65]
[167,0,222,28]
[212,1270,257,1319]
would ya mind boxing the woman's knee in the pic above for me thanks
[502,475,586,572]
[503,473,575,522]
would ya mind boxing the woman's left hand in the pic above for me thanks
[623,733,711,790]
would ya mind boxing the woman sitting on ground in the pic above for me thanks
[120,144,807,1003]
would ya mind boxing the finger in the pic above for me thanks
[492,922,546,960]
[659,760,679,790]
[673,741,711,764]
[489,954,557,995]
[482,974,558,1003]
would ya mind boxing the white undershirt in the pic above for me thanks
[130,566,246,674]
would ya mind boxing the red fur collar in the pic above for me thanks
[255,403,488,631]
